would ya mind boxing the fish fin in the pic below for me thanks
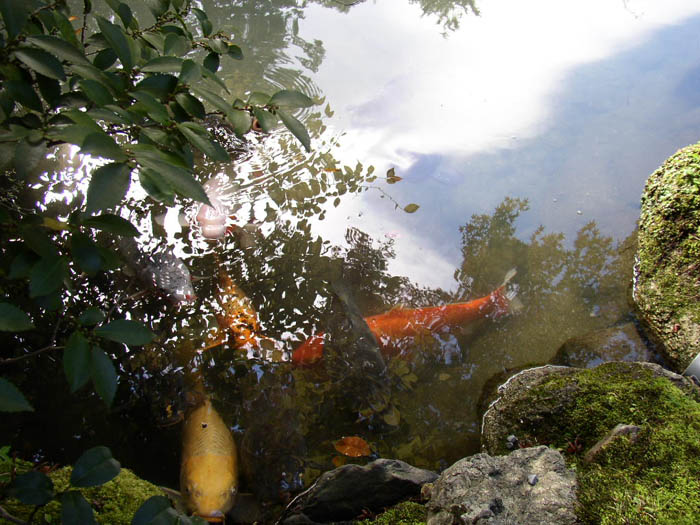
[508,294,524,314]
[500,268,517,288]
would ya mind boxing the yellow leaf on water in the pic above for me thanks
[438,373,451,381]
[383,406,401,427]
[334,436,371,457]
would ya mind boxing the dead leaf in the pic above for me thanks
[334,436,371,457]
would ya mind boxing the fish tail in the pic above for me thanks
[499,268,523,314]
[500,268,517,288]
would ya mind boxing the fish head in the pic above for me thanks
[181,453,238,519]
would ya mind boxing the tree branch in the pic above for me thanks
[0,505,28,525]
[0,346,64,366]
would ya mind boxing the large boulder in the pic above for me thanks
[423,446,578,525]
[278,458,438,524]
[481,362,700,523]
[634,142,700,373]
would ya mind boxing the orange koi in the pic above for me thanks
[292,270,517,366]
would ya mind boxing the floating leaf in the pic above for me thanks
[278,109,311,152]
[14,47,66,81]
[94,319,155,346]
[403,203,420,214]
[62,491,97,525]
[0,378,34,412]
[269,89,314,108]
[8,471,53,505]
[0,302,34,331]
[86,162,131,213]
[83,214,139,237]
[90,346,118,406]
[334,436,371,457]
[63,331,92,392]
[70,446,121,487]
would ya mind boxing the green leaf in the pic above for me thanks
[81,132,127,162]
[36,74,61,107]
[14,47,66,81]
[93,48,118,70]
[403,203,420,213]
[227,45,243,60]
[86,162,131,213]
[63,331,92,392]
[177,123,229,162]
[139,169,175,205]
[192,8,213,37]
[79,307,106,326]
[0,1,29,40]
[144,0,169,19]
[14,139,47,178]
[20,226,58,258]
[79,79,114,106]
[164,33,190,57]
[278,109,311,152]
[90,346,118,406]
[179,59,201,85]
[83,214,139,237]
[207,38,228,55]
[8,471,53,504]
[136,157,209,204]
[141,56,184,73]
[70,446,121,487]
[70,232,103,276]
[96,16,133,70]
[94,319,155,346]
[6,80,43,112]
[0,302,34,331]
[247,92,270,106]
[29,255,68,298]
[62,491,97,525]
[253,108,278,132]
[174,92,204,119]
[269,89,314,108]
[0,378,34,412]
[228,109,251,136]
[202,52,219,73]
[9,250,39,279]
[26,35,91,66]
[53,10,81,48]
[130,91,170,123]
[131,495,205,524]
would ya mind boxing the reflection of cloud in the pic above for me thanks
[303,0,700,290]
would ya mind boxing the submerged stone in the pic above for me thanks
[634,141,700,373]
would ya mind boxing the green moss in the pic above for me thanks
[489,363,700,524]
[363,501,426,524]
[636,141,700,370]
[0,461,164,524]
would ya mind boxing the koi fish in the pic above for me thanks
[202,265,281,354]
[196,177,240,240]
[180,390,238,521]
[292,269,517,366]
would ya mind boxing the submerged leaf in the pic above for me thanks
[334,436,371,457]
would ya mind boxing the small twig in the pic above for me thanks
[0,346,64,366]
[0,505,28,525]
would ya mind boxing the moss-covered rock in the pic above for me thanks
[367,501,426,524]
[481,362,700,524]
[634,141,700,372]
[0,461,165,524]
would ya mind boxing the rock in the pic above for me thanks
[583,424,641,464]
[278,458,438,524]
[479,361,700,524]
[551,322,655,369]
[633,141,700,373]
[425,446,578,525]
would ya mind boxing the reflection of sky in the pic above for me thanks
[298,0,700,290]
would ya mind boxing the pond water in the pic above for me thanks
[4,0,700,520]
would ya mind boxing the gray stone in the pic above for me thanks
[551,322,654,369]
[425,446,578,525]
[279,458,438,524]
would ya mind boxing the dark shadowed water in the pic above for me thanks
[3,0,700,519]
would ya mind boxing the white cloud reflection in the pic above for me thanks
[297,0,700,290]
